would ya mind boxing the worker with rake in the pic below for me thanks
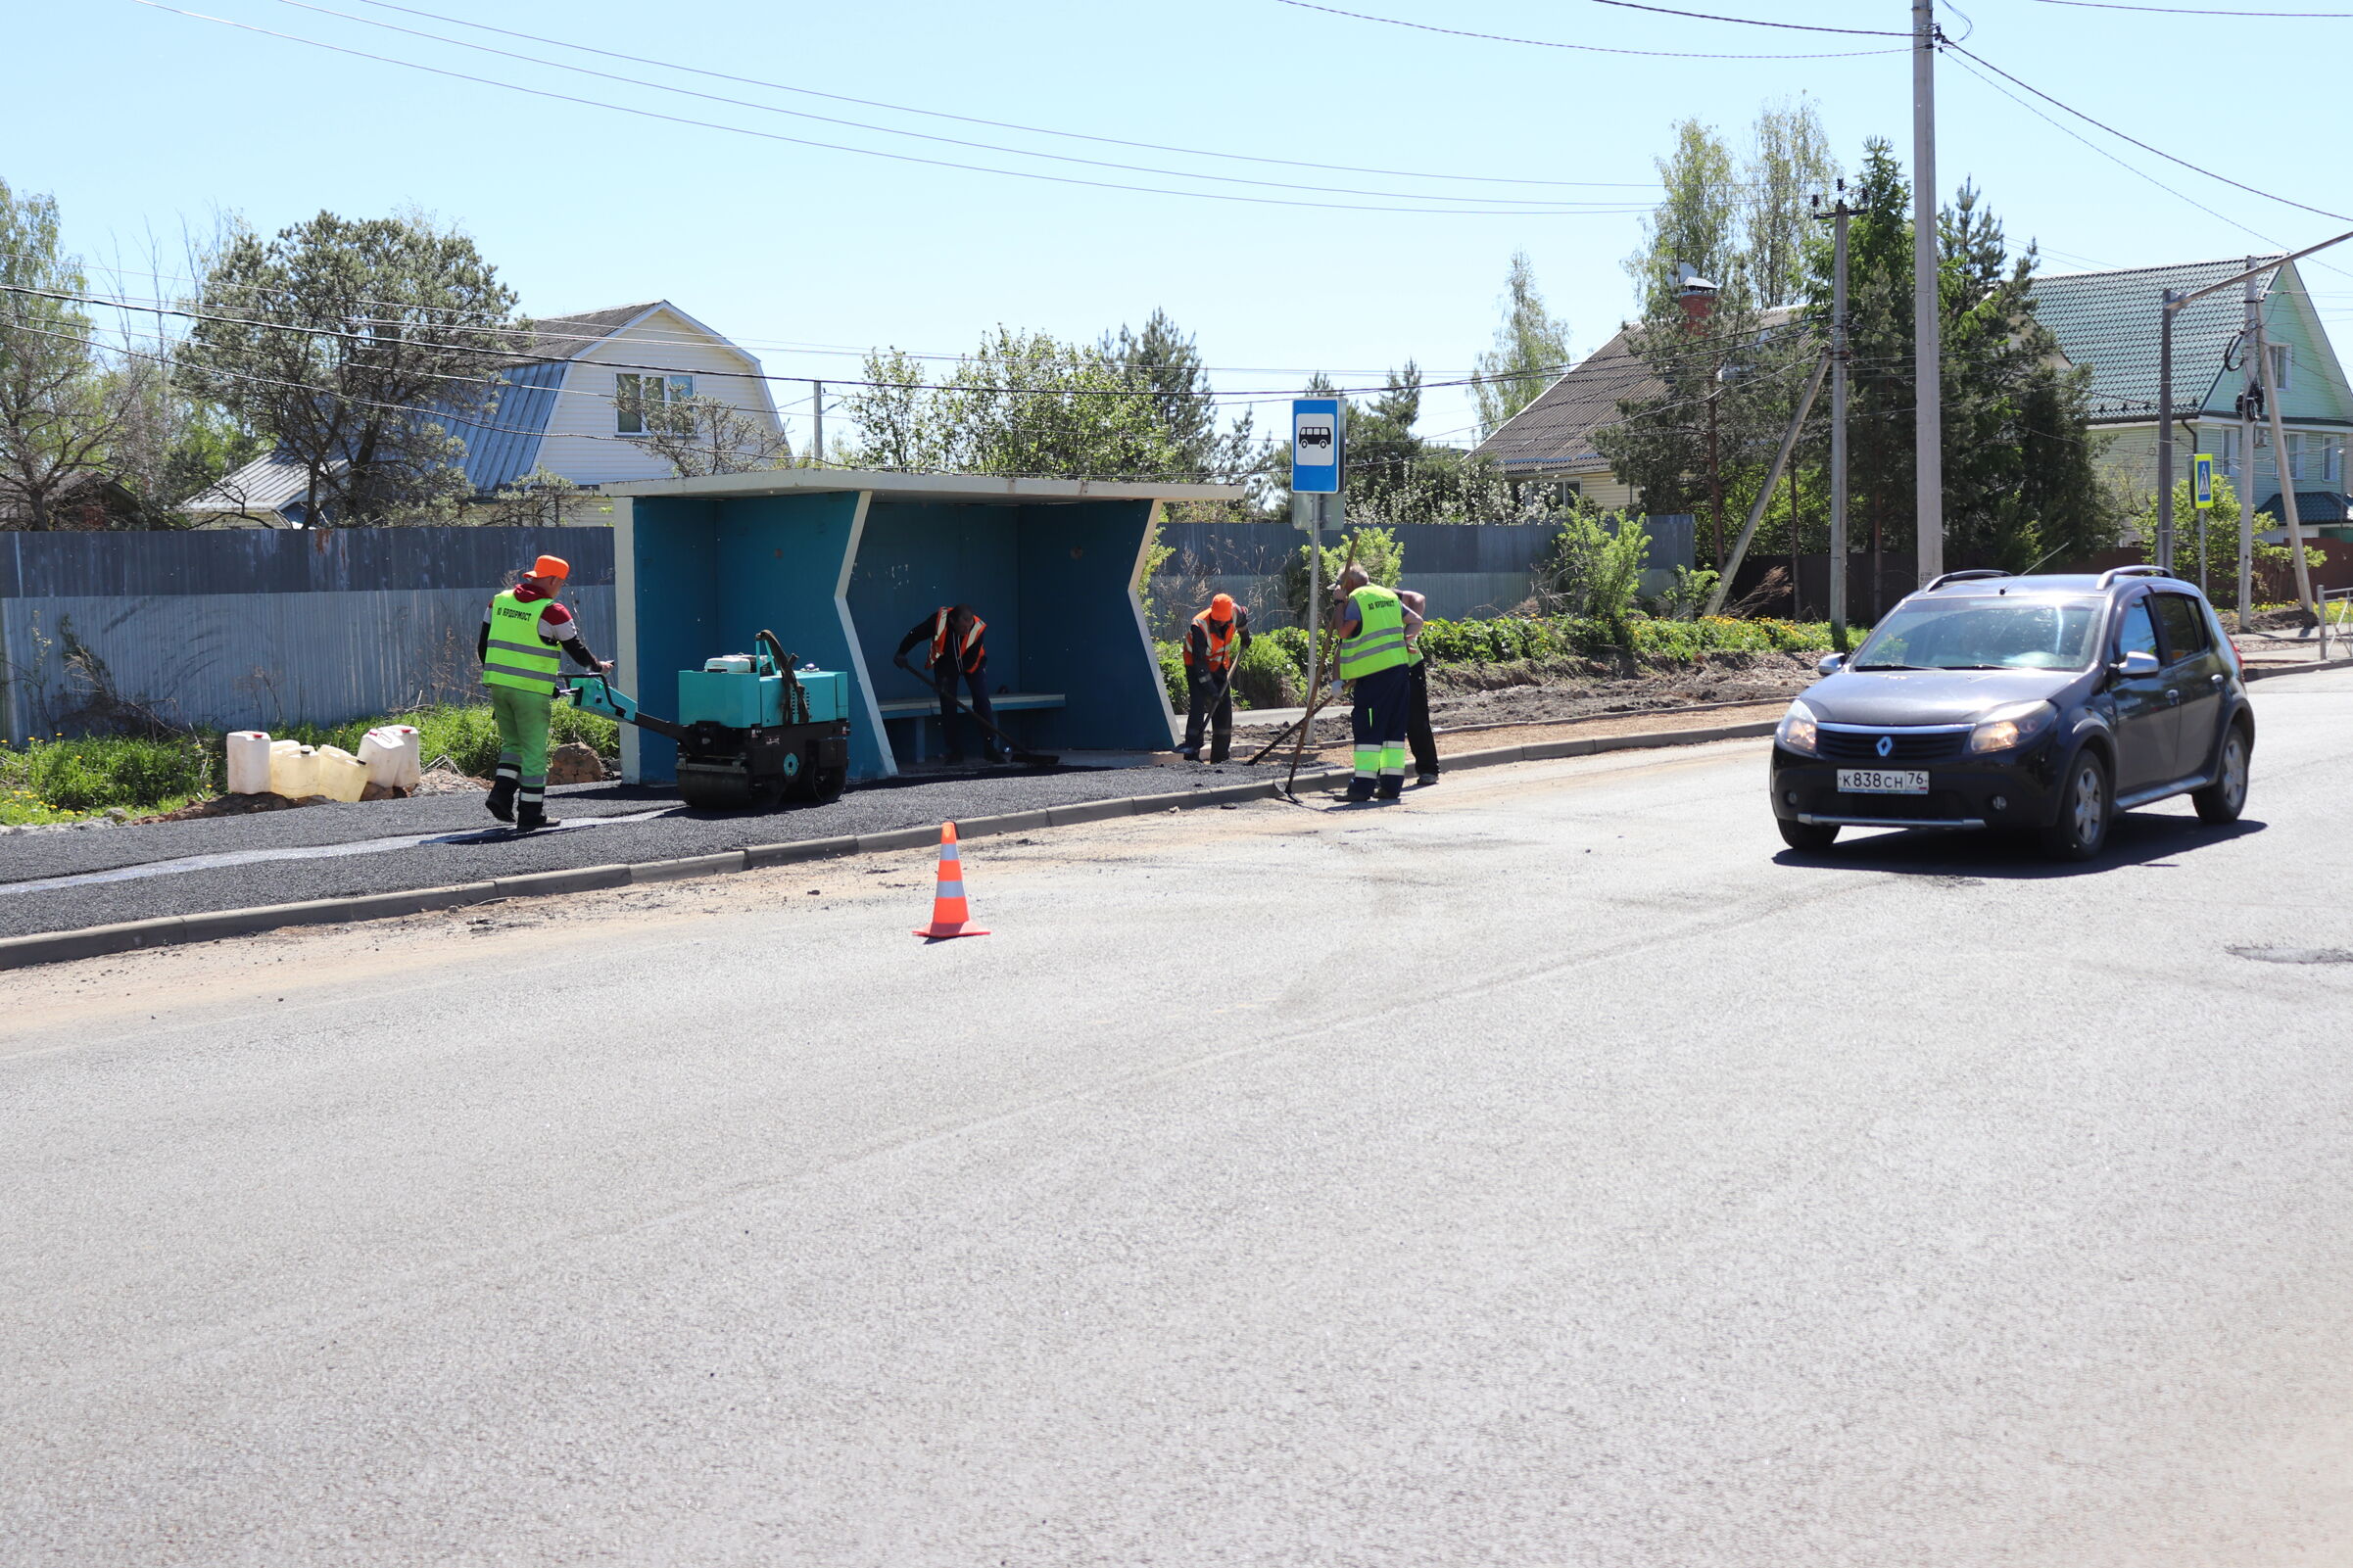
[1178,592,1251,763]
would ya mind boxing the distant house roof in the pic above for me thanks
[2026,257,2281,423]
[1471,308,1801,474]
[178,301,735,522]
[0,471,142,529]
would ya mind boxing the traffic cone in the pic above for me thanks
[913,821,989,939]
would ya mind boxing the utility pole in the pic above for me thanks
[1822,185,1853,641]
[2254,309,2320,614]
[1913,0,1944,587]
[1706,384,1724,570]
[2240,271,2259,622]
[811,380,825,466]
[2156,291,2176,571]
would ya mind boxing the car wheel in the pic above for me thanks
[2191,720,2251,824]
[2039,749,2111,862]
[1778,818,1839,852]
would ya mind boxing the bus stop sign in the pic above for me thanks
[1291,398,1341,495]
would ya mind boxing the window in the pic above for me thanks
[2151,594,2208,661]
[615,372,695,434]
[2216,427,2238,478]
[2116,598,2159,661]
[2270,343,2292,393]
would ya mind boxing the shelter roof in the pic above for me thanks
[608,470,1246,504]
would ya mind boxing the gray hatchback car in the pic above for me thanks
[1769,566,2253,861]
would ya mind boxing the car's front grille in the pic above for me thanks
[1817,727,1967,763]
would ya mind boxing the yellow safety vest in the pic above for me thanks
[482,590,561,695]
[1336,585,1410,680]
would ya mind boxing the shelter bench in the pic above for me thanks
[878,691,1066,763]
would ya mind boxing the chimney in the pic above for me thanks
[1674,261,1718,334]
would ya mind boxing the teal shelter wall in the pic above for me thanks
[626,492,884,783]
[848,501,1023,704]
[1015,500,1173,750]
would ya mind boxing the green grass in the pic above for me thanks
[1,700,622,823]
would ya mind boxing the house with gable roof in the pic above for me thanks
[180,301,783,527]
[1473,255,2353,542]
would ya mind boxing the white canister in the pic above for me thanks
[268,743,320,799]
[312,745,369,803]
[358,725,422,789]
[225,731,273,795]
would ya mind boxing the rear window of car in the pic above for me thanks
[1851,596,2106,672]
[2151,593,2210,659]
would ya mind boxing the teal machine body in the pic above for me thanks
[567,630,851,809]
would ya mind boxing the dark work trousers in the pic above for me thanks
[935,656,1005,760]
[1406,657,1439,778]
[1182,666,1235,761]
[1349,663,1413,767]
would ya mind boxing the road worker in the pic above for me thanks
[1405,600,1439,785]
[1178,592,1252,763]
[478,554,610,832]
[1327,568,1424,802]
[894,604,1009,764]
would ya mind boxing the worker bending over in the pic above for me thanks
[479,553,610,831]
[895,604,1009,765]
[1329,568,1425,802]
[1179,593,1252,763]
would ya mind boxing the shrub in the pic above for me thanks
[1228,631,1305,709]
[1278,526,1405,622]
[19,736,217,812]
[1536,508,1649,627]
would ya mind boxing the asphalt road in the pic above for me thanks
[0,757,1282,940]
[6,670,2351,1565]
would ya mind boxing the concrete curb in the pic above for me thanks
[0,718,1773,973]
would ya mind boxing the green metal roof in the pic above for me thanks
[2027,256,2281,423]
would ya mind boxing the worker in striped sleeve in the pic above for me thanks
[478,554,610,831]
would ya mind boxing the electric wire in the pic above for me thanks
[2031,0,2353,14]
[129,1,1626,217]
[1271,0,1907,57]
[258,0,1646,209]
[340,0,1656,191]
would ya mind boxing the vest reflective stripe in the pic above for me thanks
[1336,586,1410,679]
[1184,609,1237,670]
[483,591,560,694]
[930,608,986,672]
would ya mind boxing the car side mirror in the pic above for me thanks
[1816,652,1846,677]
[2111,649,2160,679]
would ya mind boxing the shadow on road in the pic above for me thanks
[1774,813,2268,879]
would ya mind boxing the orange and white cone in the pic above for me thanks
[913,821,989,939]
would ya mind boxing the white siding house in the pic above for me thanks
[181,300,785,526]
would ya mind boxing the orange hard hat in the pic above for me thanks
[1209,593,1235,618]
[531,554,570,583]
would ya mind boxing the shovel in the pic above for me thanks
[893,655,1060,767]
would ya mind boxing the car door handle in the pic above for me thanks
[2211,673,2225,687]
[2166,689,2181,704]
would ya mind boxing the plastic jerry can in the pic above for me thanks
[226,731,273,794]
[267,741,319,799]
[312,746,369,802]
[358,725,422,789]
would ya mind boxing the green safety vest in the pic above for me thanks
[482,589,561,695]
[1336,585,1410,680]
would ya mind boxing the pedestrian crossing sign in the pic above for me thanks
[2192,451,2214,509]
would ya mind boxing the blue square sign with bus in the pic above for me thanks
[2192,451,2214,509]
[1292,398,1341,494]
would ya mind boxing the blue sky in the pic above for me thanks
[17,0,2353,451]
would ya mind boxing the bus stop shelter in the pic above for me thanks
[605,469,1245,784]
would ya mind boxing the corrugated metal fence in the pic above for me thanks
[1145,515,1697,634]
[0,529,615,745]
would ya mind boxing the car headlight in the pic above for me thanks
[1776,699,1820,756]
[1966,699,2057,754]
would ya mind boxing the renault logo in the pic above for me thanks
[1875,735,1895,758]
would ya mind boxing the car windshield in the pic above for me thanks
[1849,596,2105,672]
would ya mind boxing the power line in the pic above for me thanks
[129,1,1630,217]
[340,0,1658,191]
[259,0,1647,210]
[1272,0,1908,58]
[2030,0,2353,14]
[1944,40,2353,225]
[1566,0,1907,35]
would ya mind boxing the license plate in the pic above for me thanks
[1838,768,1929,795]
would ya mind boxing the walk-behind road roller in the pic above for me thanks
[564,630,851,810]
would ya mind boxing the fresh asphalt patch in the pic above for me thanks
[0,762,1284,940]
